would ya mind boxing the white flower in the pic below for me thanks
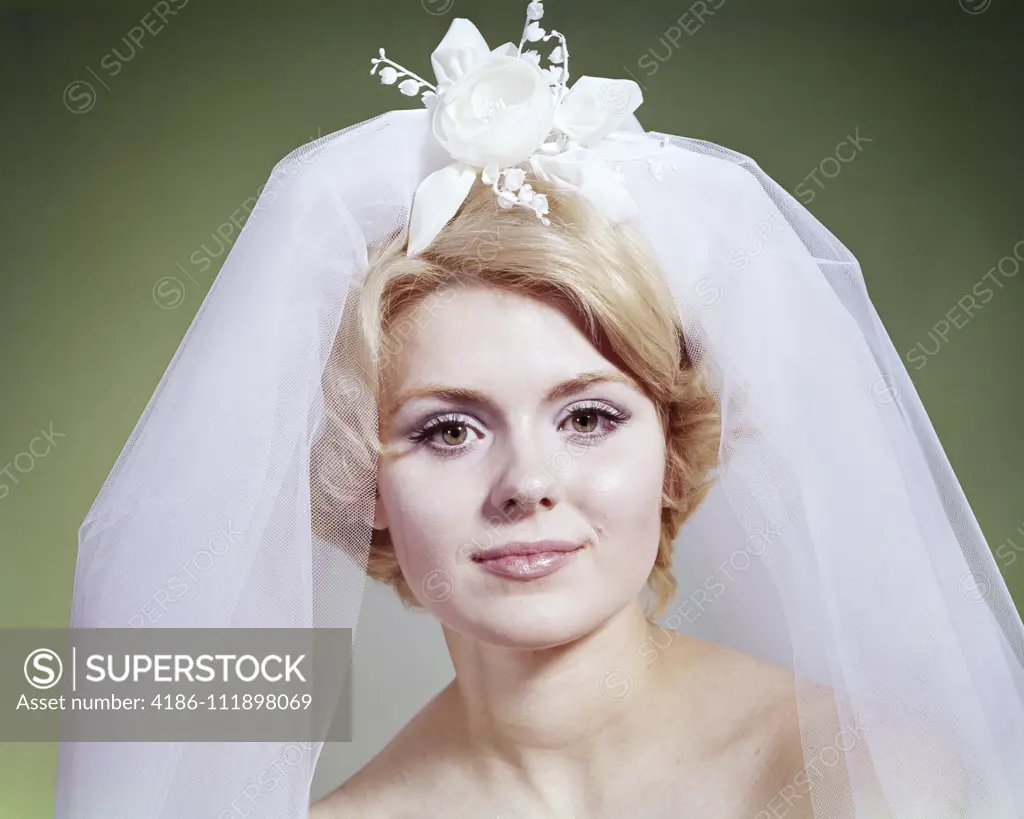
[502,167,527,190]
[398,79,421,96]
[378,66,398,84]
[527,1,544,21]
[520,49,541,66]
[542,65,563,86]
[432,54,556,167]
[517,183,535,204]
[548,45,564,64]
[525,22,545,42]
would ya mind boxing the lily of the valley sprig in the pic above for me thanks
[369,50,437,102]
[369,0,645,256]
[517,1,570,102]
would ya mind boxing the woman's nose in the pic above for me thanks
[488,428,566,517]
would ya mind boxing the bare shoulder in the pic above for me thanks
[676,636,843,818]
[311,684,464,819]
[682,634,836,726]
[308,738,412,819]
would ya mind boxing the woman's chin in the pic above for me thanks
[442,595,619,650]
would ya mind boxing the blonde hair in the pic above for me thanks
[318,173,721,620]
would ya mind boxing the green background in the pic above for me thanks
[1,0,1021,815]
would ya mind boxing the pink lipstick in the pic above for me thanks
[471,540,585,580]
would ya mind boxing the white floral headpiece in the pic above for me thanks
[370,1,648,256]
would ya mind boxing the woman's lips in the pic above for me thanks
[471,540,585,580]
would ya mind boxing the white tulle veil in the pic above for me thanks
[55,4,1024,817]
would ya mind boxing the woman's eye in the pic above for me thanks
[436,423,469,446]
[409,414,482,455]
[561,403,630,438]
[568,410,601,434]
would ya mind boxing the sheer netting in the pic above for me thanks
[55,109,1024,818]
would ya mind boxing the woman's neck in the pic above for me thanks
[438,600,694,804]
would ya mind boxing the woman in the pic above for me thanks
[57,3,1024,817]
[310,176,828,818]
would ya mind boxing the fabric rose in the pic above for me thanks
[432,54,556,168]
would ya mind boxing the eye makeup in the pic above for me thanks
[406,399,632,459]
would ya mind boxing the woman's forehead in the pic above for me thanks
[383,286,603,376]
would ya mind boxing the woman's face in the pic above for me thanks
[374,285,667,648]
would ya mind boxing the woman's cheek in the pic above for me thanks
[584,442,665,541]
[589,448,662,507]
[384,470,464,578]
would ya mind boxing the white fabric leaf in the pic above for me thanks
[490,41,520,58]
[554,76,643,147]
[530,149,638,222]
[430,18,491,90]
[407,160,478,257]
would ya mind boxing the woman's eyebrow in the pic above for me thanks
[384,370,639,421]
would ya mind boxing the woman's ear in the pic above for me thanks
[371,488,389,531]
